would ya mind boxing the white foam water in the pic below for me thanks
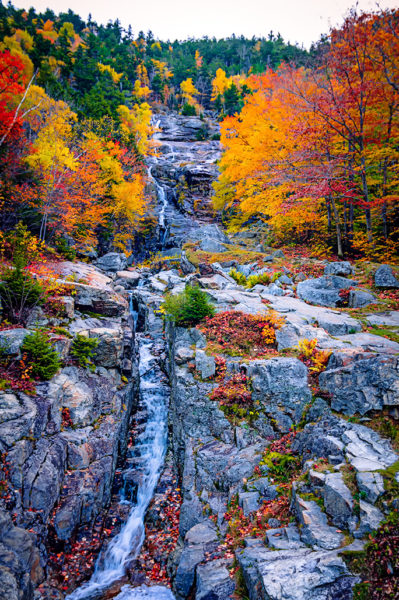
[66,339,173,600]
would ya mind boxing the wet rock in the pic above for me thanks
[96,252,127,272]
[323,472,353,528]
[324,261,354,277]
[297,275,357,307]
[195,558,235,600]
[374,264,399,288]
[319,351,399,415]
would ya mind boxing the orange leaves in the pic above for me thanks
[214,8,399,258]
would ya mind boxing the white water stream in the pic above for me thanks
[67,337,174,600]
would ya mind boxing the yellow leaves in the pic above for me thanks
[151,59,173,80]
[133,79,151,100]
[111,175,146,221]
[97,63,123,84]
[24,85,78,174]
[137,63,150,87]
[211,68,231,100]
[117,102,153,156]
[151,41,162,53]
[180,78,199,108]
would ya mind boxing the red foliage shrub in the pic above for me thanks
[199,310,283,358]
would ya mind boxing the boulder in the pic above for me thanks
[66,282,128,317]
[356,472,385,504]
[90,327,123,368]
[238,491,260,516]
[323,472,353,528]
[266,525,305,550]
[96,252,127,272]
[174,522,218,598]
[342,424,397,472]
[195,349,215,379]
[295,495,344,550]
[297,275,357,307]
[355,500,384,538]
[247,358,311,430]
[180,253,197,275]
[196,559,235,600]
[115,270,141,288]
[319,351,399,415]
[237,546,355,600]
[374,264,399,288]
[266,282,284,296]
[0,328,29,356]
[348,289,376,308]
[324,261,354,277]
[200,238,227,253]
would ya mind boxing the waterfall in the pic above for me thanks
[148,165,168,231]
[66,336,174,600]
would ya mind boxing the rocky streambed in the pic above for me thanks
[1,113,398,600]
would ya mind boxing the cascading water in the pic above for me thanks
[148,165,168,230]
[67,334,175,600]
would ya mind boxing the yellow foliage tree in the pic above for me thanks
[117,102,154,156]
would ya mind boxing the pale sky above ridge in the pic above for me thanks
[11,0,399,48]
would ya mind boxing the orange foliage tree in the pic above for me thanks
[214,8,399,260]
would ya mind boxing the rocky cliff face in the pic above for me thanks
[0,261,138,598]
[129,252,399,600]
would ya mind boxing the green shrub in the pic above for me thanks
[229,268,247,286]
[70,334,99,371]
[55,237,76,261]
[0,267,44,324]
[21,330,61,380]
[163,285,215,327]
[229,268,281,289]
[181,102,196,116]
[0,223,46,325]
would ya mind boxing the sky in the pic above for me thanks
[10,0,399,48]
